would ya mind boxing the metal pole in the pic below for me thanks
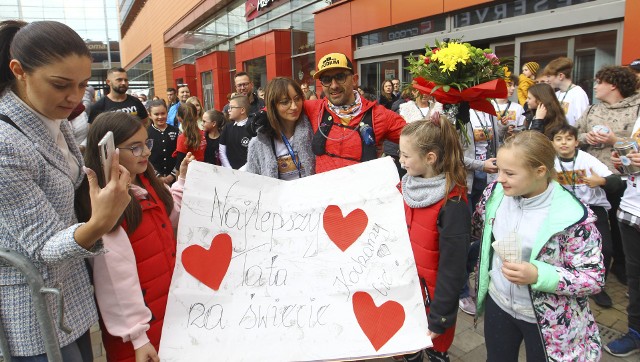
[290,26,294,79]
[0,311,12,362]
[0,249,66,362]
[103,0,112,69]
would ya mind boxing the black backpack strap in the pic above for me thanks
[311,108,334,157]
[0,113,26,136]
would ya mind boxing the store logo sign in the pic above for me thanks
[245,0,289,21]
[256,0,275,11]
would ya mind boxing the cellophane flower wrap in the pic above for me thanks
[407,40,512,126]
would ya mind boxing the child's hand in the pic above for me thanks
[179,152,196,179]
[589,127,618,146]
[535,103,547,120]
[135,342,159,362]
[501,261,538,285]
[427,330,441,340]
[611,151,640,169]
[483,158,498,173]
[499,116,509,125]
[611,151,622,168]
[627,151,640,166]
[160,175,174,185]
[578,168,605,188]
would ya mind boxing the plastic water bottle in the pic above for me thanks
[359,122,375,145]
[592,125,609,149]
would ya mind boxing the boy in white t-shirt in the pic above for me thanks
[543,57,589,126]
[551,124,622,309]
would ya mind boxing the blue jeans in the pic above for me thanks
[484,296,546,361]
[12,330,92,362]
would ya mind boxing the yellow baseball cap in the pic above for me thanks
[313,53,354,79]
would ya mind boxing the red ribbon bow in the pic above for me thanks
[413,77,508,115]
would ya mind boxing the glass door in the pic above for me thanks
[358,55,401,96]
[201,71,213,111]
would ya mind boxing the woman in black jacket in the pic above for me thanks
[377,79,398,110]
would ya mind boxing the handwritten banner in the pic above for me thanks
[159,157,431,361]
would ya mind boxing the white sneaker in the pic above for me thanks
[459,296,476,315]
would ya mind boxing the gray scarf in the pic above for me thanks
[402,173,448,208]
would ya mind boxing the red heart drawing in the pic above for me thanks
[182,233,232,291]
[323,205,368,251]
[352,291,405,351]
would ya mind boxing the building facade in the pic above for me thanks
[316,0,639,104]
[120,0,330,110]
[118,0,640,109]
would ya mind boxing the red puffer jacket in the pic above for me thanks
[404,185,467,352]
[100,174,176,362]
[303,97,405,173]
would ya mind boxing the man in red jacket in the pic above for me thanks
[304,53,406,173]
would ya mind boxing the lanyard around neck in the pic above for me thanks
[560,84,574,104]
[493,99,511,118]
[558,155,577,193]
[414,101,431,118]
[281,132,302,178]
[473,110,496,158]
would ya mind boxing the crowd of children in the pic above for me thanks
[90,56,640,362]
[1,18,638,361]
[136,56,638,361]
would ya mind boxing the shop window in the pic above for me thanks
[495,44,515,63]
[292,29,314,56]
[292,53,316,90]
[360,58,400,96]
[244,56,267,90]
[521,37,569,72]
[127,53,154,97]
[575,31,616,103]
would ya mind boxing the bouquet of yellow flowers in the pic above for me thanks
[407,39,511,115]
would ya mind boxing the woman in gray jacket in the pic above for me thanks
[245,77,315,179]
[0,20,130,360]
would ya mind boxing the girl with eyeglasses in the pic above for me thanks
[79,111,195,362]
[245,77,315,179]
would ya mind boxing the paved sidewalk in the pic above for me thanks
[444,274,634,362]
[91,275,635,361]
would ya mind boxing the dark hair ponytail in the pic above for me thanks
[0,20,26,91]
[0,20,91,92]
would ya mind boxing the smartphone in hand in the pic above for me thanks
[98,131,115,182]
